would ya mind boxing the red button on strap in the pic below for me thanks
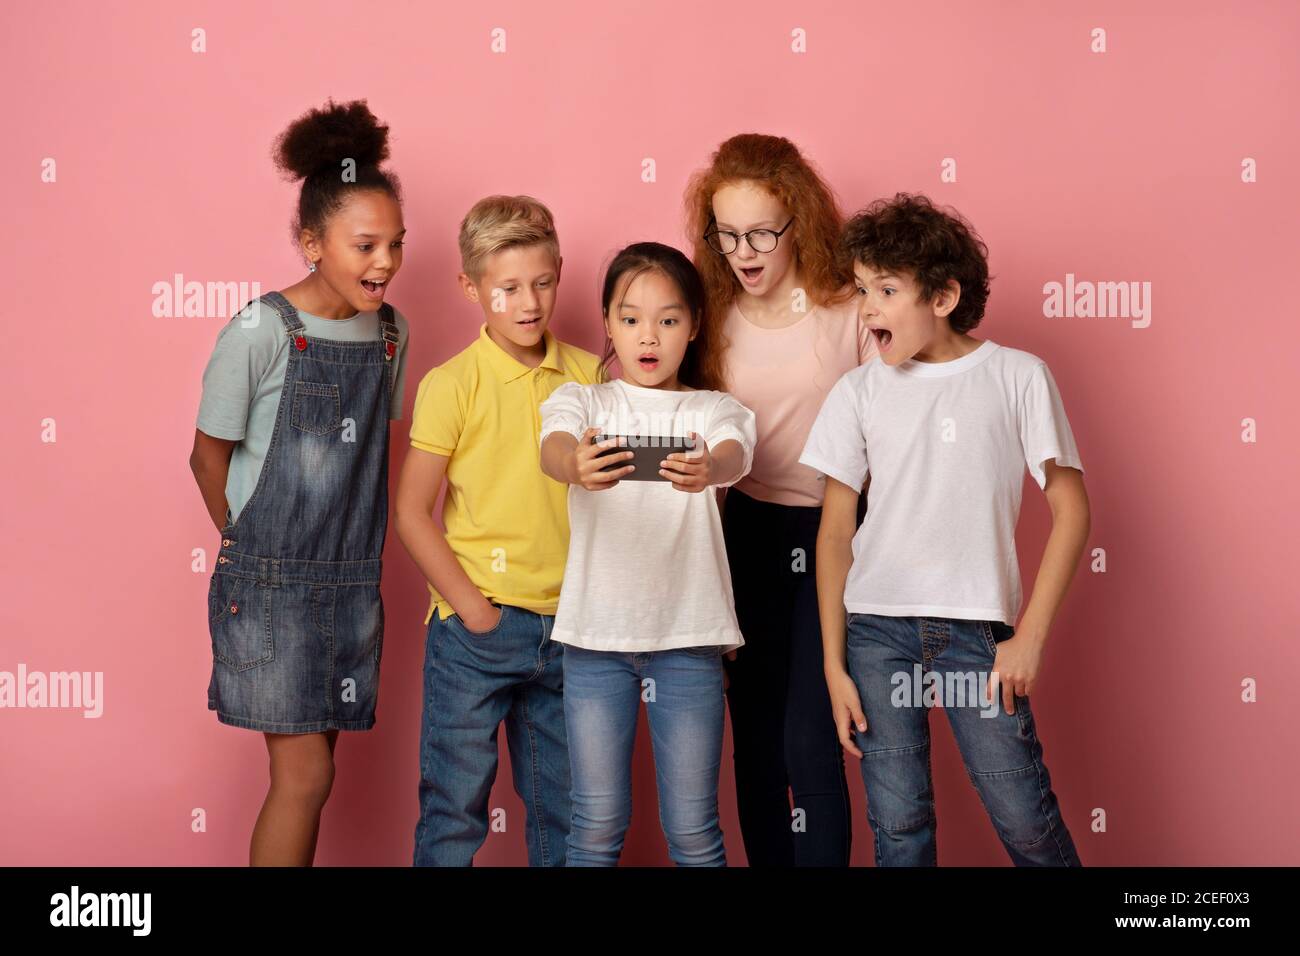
[230,603,239,615]
[295,335,308,351]
[385,340,396,359]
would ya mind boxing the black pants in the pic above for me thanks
[721,486,853,866]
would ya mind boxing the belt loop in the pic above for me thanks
[270,558,281,589]
[256,558,268,587]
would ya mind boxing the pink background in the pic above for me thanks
[3,0,1297,865]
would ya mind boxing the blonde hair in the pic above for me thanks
[458,194,561,280]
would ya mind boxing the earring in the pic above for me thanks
[308,260,318,273]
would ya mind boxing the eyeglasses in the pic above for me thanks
[703,217,795,255]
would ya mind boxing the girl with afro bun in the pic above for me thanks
[191,99,410,865]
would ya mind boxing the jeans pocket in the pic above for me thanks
[449,602,509,638]
[210,575,274,670]
[207,573,222,624]
[846,612,873,645]
[209,572,249,626]
[980,620,1009,663]
[291,381,342,436]
[682,644,723,657]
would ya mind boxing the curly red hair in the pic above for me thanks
[684,133,853,390]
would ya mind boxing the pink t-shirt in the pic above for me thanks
[723,290,876,506]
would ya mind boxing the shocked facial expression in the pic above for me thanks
[853,262,960,365]
[708,180,796,298]
[604,268,697,390]
[305,190,405,315]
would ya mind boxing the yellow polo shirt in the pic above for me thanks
[409,323,605,624]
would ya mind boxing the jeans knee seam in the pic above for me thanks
[861,741,928,759]
[1030,745,1075,865]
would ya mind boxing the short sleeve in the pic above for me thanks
[539,381,591,445]
[388,308,411,421]
[195,307,278,441]
[704,393,757,488]
[1020,362,1083,490]
[409,367,466,456]
[799,370,869,491]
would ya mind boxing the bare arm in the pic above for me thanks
[988,460,1090,712]
[189,429,236,531]
[704,438,745,488]
[659,433,745,492]
[818,475,868,758]
[541,427,634,488]
[393,447,499,632]
[1022,461,1090,637]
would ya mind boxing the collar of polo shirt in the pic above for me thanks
[477,323,567,382]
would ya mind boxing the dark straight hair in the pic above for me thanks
[598,241,717,391]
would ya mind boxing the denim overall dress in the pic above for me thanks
[207,290,400,734]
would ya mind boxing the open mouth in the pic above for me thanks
[517,316,542,329]
[638,353,659,369]
[739,266,764,285]
[360,278,387,298]
[871,326,893,352]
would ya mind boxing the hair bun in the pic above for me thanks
[273,99,390,181]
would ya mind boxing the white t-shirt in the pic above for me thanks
[798,340,1083,624]
[539,378,758,652]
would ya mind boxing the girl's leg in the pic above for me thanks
[784,529,853,866]
[562,646,640,866]
[250,729,338,866]
[722,490,796,866]
[645,648,727,867]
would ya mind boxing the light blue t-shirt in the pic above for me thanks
[196,299,410,524]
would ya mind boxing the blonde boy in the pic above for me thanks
[396,196,603,866]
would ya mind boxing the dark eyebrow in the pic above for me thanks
[619,301,685,312]
[353,229,408,239]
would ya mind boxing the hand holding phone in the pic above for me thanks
[592,432,697,483]
[572,427,635,490]
[657,431,712,492]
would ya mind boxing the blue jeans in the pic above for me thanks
[413,603,570,866]
[562,644,727,866]
[846,613,1081,867]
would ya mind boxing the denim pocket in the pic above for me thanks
[449,602,508,638]
[309,585,335,638]
[845,612,873,645]
[682,644,723,657]
[207,573,222,624]
[291,381,342,435]
[980,620,1014,662]
[209,572,250,626]
[210,574,274,670]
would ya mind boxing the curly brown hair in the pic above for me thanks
[841,193,991,334]
[684,133,853,390]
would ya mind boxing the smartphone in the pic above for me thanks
[592,433,697,482]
